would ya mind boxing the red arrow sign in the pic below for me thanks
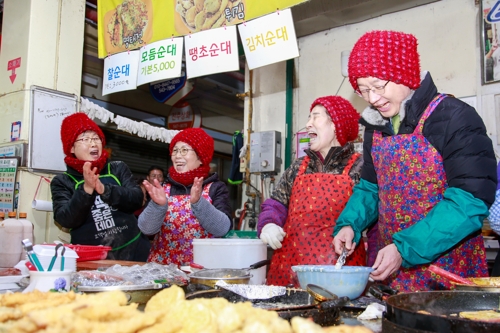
[7,57,21,84]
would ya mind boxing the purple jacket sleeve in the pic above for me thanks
[257,198,288,236]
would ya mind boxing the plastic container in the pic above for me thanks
[0,212,33,268]
[42,244,110,262]
[192,238,267,285]
[67,244,111,262]
[18,213,34,261]
[223,231,258,239]
[33,244,79,272]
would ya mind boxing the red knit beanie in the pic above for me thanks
[348,30,421,92]
[169,128,214,166]
[310,96,360,146]
[60,113,106,156]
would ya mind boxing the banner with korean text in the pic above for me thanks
[137,38,184,86]
[238,8,299,70]
[184,25,239,79]
[102,51,140,96]
[98,0,309,58]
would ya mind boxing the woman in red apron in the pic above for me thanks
[333,30,496,291]
[258,96,366,287]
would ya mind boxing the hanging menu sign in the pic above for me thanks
[238,8,299,70]
[184,25,239,79]
[102,50,140,96]
[0,158,18,214]
[137,38,184,86]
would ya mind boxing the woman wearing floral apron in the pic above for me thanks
[138,128,232,266]
[334,30,497,291]
[258,96,366,287]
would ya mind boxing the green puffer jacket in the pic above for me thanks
[334,72,497,267]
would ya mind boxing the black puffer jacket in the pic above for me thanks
[51,161,150,261]
[360,72,497,206]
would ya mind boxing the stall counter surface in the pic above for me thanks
[76,259,146,271]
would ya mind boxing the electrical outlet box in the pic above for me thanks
[249,131,282,173]
[239,156,246,173]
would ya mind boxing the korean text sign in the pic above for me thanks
[184,25,239,79]
[137,38,184,86]
[103,51,140,96]
[238,8,299,70]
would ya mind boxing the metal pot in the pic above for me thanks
[76,283,169,305]
[188,259,269,288]
[384,291,500,332]
[185,288,348,326]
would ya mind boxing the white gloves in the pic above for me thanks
[260,224,286,250]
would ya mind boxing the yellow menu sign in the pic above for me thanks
[98,0,309,58]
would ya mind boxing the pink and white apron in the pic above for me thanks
[148,183,213,266]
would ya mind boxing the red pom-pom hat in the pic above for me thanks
[348,30,421,92]
[310,96,360,147]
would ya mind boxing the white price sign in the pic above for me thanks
[102,51,140,96]
[184,25,239,79]
[137,38,184,86]
[238,8,299,70]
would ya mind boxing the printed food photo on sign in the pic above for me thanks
[105,0,154,54]
[174,0,246,34]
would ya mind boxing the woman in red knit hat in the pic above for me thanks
[138,127,231,266]
[333,30,497,292]
[50,112,151,261]
[257,95,366,287]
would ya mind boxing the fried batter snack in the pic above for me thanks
[144,284,185,313]
[0,286,374,333]
[176,0,245,32]
[106,0,149,48]
[459,310,500,322]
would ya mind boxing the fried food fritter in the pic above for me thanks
[176,0,244,32]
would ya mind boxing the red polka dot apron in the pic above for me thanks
[266,153,367,286]
[147,183,214,266]
[372,94,488,292]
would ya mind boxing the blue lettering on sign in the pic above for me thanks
[487,1,500,23]
[149,73,186,103]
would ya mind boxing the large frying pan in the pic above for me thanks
[185,288,348,326]
[384,291,500,332]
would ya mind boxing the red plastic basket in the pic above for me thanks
[64,244,112,262]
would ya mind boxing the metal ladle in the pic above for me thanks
[306,284,338,303]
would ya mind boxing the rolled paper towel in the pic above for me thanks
[32,200,53,212]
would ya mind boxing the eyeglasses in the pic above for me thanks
[171,147,195,156]
[355,81,391,98]
[149,173,164,179]
[75,137,102,145]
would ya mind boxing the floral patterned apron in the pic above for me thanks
[148,183,213,266]
[267,153,367,286]
[372,94,488,292]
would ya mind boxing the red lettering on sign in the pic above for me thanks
[7,57,21,83]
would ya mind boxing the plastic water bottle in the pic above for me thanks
[0,212,24,267]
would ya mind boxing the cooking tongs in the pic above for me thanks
[48,243,65,272]
[22,239,44,271]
